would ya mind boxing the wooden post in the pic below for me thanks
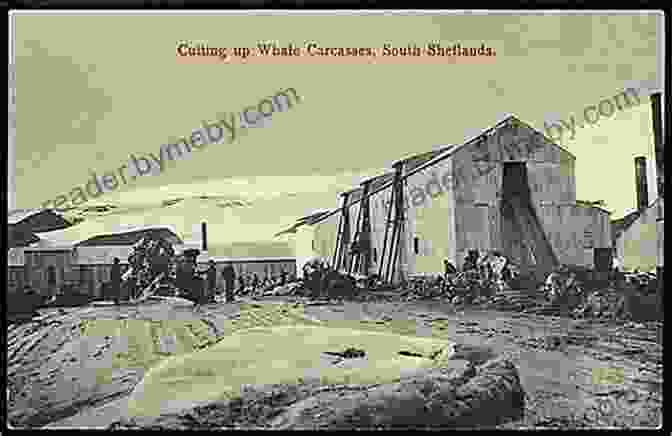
[348,203,363,275]
[378,188,395,279]
[389,163,406,284]
[338,192,351,271]
[360,181,372,276]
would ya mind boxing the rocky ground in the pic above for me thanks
[6,293,663,429]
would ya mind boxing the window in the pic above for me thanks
[414,237,420,255]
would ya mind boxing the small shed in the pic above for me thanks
[613,198,662,272]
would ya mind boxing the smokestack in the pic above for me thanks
[651,93,664,199]
[635,156,649,212]
[201,222,208,252]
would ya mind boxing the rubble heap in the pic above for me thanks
[123,235,176,301]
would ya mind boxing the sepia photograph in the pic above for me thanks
[6,9,664,430]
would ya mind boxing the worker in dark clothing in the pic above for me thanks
[443,259,457,294]
[252,273,260,291]
[444,259,457,275]
[46,265,57,300]
[221,262,236,303]
[280,269,288,287]
[463,250,479,271]
[238,275,246,296]
[206,260,217,302]
[111,257,122,304]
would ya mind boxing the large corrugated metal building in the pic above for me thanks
[281,116,611,283]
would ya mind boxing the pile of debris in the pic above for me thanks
[122,235,177,301]
[394,256,662,322]
[521,267,662,321]
[398,251,522,304]
[570,288,626,319]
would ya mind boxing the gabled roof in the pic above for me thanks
[392,115,575,171]
[8,208,71,231]
[289,116,577,231]
[75,226,182,247]
[8,209,43,225]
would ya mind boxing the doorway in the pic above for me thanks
[500,162,558,280]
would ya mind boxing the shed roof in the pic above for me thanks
[274,209,333,237]
[611,197,662,242]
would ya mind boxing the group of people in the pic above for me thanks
[438,249,517,298]
[201,261,292,303]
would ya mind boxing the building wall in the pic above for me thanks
[373,120,578,278]
[451,120,576,269]
[402,155,457,275]
[539,204,611,268]
[23,250,77,296]
[8,247,26,267]
[313,213,340,269]
[289,212,340,278]
[73,246,133,264]
[294,225,318,279]
[8,266,25,294]
[616,203,659,272]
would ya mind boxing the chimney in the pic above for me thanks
[651,93,664,199]
[635,156,649,212]
[201,222,208,252]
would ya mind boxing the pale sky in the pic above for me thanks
[12,11,663,225]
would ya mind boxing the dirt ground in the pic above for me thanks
[6,294,663,429]
[296,298,663,428]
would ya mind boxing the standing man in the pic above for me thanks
[280,269,288,287]
[442,259,457,295]
[46,265,57,301]
[222,261,236,303]
[111,257,122,304]
[206,260,217,302]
